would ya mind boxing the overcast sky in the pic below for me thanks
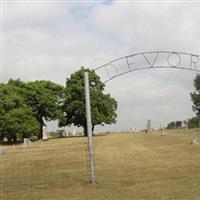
[1,1,200,132]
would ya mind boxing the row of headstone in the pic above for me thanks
[131,120,152,133]
[57,125,84,137]
[131,125,137,132]
[21,126,48,149]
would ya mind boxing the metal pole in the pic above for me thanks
[84,72,96,184]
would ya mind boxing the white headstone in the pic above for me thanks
[131,125,137,132]
[65,128,69,137]
[22,138,31,148]
[191,132,198,144]
[42,126,48,140]
[161,128,166,136]
[73,126,76,136]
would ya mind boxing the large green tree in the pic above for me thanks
[24,80,64,139]
[191,74,200,116]
[59,67,117,136]
[2,108,40,142]
[0,82,40,143]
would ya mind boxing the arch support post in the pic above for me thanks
[84,71,96,184]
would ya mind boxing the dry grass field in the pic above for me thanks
[0,129,200,200]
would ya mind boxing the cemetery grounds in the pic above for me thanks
[0,129,200,200]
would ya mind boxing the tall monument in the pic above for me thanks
[147,119,151,132]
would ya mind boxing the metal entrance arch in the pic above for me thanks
[84,51,200,184]
[94,51,200,83]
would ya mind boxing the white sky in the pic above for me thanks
[1,1,200,132]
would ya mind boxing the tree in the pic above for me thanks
[167,121,176,129]
[176,121,182,128]
[188,116,200,128]
[0,82,40,143]
[2,108,40,142]
[59,67,117,136]
[190,74,200,129]
[8,78,25,88]
[24,80,65,139]
[167,121,182,129]
[191,74,200,115]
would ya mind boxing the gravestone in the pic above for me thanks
[42,126,48,140]
[131,125,137,132]
[22,138,31,148]
[65,129,69,137]
[147,119,151,132]
[73,126,76,136]
[0,147,6,155]
[64,126,69,137]
[191,131,198,144]
[161,128,166,136]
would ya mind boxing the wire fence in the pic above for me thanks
[0,138,89,200]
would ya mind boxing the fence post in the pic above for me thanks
[84,71,96,184]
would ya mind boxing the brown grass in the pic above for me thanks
[1,129,200,200]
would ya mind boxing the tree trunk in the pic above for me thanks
[83,124,94,136]
[92,125,95,136]
[38,116,44,140]
[83,125,87,137]
[13,135,17,145]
